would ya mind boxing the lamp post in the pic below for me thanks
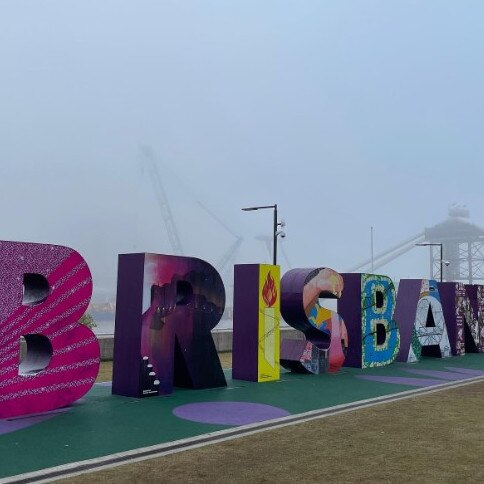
[242,204,284,265]
[416,242,444,282]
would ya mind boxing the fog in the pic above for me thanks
[2,1,484,311]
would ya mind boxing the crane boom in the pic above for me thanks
[346,232,425,272]
[140,146,184,255]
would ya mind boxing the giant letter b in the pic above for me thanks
[0,241,99,418]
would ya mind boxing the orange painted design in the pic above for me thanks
[262,271,278,307]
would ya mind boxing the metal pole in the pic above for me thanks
[273,204,278,266]
[440,243,443,282]
[242,204,279,265]
[416,242,444,281]
[468,241,473,285]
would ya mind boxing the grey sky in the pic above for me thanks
[1,1,483,301]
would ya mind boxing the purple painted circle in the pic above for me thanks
[173,401,290,426]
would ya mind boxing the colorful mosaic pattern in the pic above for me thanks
[281,268,348,373]
[396,279,451,363]
[414,280,451,359]
[476,286,484,351]
[361,275,400,368]
[440,283,484,355]
[459,284,484,353]
[339,274,400,369]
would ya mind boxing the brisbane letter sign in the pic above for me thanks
[1,240,483,418]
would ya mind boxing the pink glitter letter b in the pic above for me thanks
[0,241,100,418]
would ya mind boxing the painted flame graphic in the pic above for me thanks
[262,271,277,307]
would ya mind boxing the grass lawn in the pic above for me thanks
[70,377,484,483]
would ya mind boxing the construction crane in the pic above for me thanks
[196,201,243,282]
[139,146,184,255]
[346,207,484,283]
[346,232,425,273]
[138,146,243,281]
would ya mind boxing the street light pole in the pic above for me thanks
[273,204,278,266]
[242,204,283,266]
[440,243,443,284]
[416,242,444,282]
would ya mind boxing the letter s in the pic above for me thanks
[281,267,348,372]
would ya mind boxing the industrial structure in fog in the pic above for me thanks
[348,205,484,284]
[141,146,484,286]
[92,149,484,336]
